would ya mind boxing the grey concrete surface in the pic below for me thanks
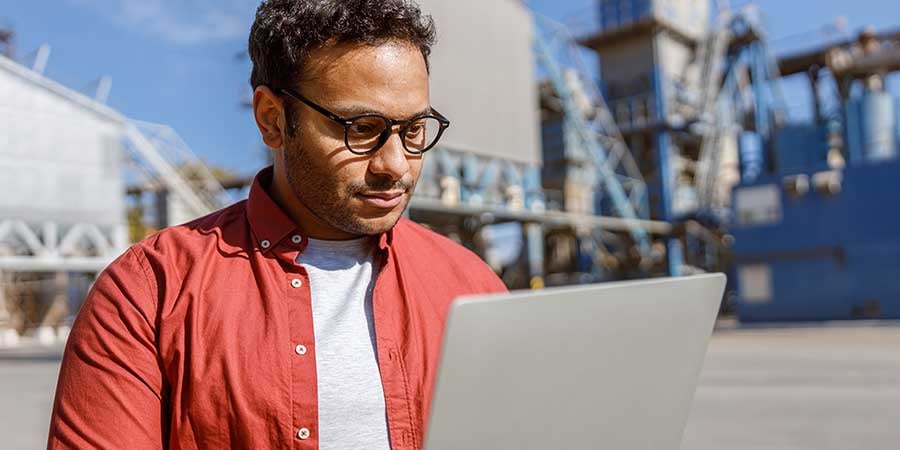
[0,346,62,449]
[2,324,898,449]
[681,323,900,450]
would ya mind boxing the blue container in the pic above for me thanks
[845,91,898,165]
[732,160,900,321]
[772,124,828,173]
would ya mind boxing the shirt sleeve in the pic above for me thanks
[48,246,166,449]
[481,265,509,294]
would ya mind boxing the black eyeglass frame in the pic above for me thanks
[275,87,450,156]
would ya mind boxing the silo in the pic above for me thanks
[0,55,128,263]
[0,54,129,342]
[845,90,898,164]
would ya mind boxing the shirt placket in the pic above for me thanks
[274,235,319,450]
[371,248,417,449]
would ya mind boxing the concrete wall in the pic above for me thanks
[0,60,124,227]
[416,0,541,165]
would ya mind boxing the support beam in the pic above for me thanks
[525,222,545,289]
[0,256,112,272]
[409,197,672,235]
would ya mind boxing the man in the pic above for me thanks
[47,1,507,448]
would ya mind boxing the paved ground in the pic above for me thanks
[2,323,899,449]
[682,323,900,450]
[0,345,63,450]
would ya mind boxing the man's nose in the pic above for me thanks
[368,131,410,181]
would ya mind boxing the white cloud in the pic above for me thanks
[68,0,260,45]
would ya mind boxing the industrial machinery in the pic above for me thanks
[0,41,231,343]
[4,0,897,338]
[541,0,787,282]
[731,28,900,321]
[554,0,899,321]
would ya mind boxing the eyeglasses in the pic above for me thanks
[275,87,450,155]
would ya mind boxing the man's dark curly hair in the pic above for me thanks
[248,0,437,90]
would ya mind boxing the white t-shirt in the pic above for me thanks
[298,236,390,449]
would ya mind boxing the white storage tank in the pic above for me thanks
[0,55,126,242]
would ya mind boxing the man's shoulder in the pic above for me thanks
[133,199,250,261]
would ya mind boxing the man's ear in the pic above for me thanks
[253,86,287,150]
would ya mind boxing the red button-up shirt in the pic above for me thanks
[48,167,507,449]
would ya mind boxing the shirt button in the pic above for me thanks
[291,235,302,244]
[295,344,307,355]
[291,279,303,288]
[297,428,310,440]
[260,239,271,249]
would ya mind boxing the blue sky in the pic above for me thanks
[3,0,900,176]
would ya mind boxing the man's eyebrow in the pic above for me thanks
[332,105,432,120]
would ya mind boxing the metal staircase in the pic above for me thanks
[694,4,788,214]
[693,4,734,213]
[533,14,652,258]
[695,70,738,212]
[124,120,231,220]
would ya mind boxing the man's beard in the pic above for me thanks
[282,139,414,236]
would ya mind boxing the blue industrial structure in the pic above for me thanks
[538,0,786,281]
[541,0,900,322]
[10,0,893,321]
[732,161,900,321]
[732,28,900,321]
[186,1,900,316]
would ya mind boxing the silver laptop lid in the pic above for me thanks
[424,274,726,450]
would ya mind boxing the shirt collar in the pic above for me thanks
[246,166,394,254]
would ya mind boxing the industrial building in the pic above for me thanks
[1,0,899,344]
[541,0,900,321]
[0,36,232,344]
[732,27,900,321]
[0,48,126,344]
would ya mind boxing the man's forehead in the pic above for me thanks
[299,40,430,117]
[301,41,426,86]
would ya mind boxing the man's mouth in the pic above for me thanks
[357,191,406,209]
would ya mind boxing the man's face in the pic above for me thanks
[279,41,429,237]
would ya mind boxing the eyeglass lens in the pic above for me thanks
[346,115,443,153]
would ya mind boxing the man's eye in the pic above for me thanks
[350,123,376,135]
[407,124,424,135]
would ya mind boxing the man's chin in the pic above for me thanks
[325,193,411,236]
[349,211,405,236]
[334,202,406,236]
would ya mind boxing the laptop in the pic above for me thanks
[423,273,726,450]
